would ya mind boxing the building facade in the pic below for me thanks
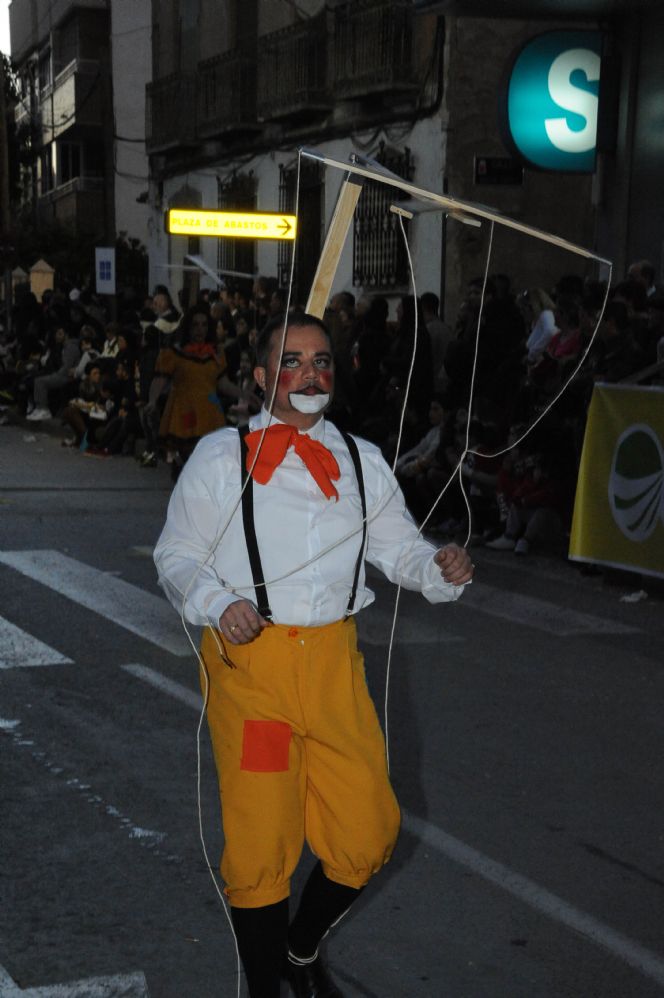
[8,0,150,250]
[146,0,448,308]
[145,0,664,322]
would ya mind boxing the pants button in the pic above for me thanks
[288,627,298,638]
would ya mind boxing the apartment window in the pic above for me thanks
[39,148,54,195]
[59,143,81,184]
[38,49,52,91]
[217,173,257,283]
[84,142,104,177]
[353,143,413,289]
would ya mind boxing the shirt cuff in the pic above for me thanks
[421,554,468,603]
[205,592,245,629]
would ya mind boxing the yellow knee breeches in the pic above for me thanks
[200,617,401,909]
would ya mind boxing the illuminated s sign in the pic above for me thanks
[505,31,602,173]
[167,210,297,240]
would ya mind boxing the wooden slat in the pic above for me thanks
[306,174,364,318]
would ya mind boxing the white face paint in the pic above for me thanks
[288,392,330,415]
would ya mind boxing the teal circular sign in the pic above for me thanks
[506,31,602,172]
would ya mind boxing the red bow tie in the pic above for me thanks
[244,423,340,500]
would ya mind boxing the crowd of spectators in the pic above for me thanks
[1,259,662,555]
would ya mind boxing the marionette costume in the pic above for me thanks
[154,408,466,906]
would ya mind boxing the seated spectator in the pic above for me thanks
[421,406,471,533]
[529,297,582,391]
[98,322,122,373]
[73,327,101,381]
[26,325,80,422]
[519,288,557,363]
[396,394,446,478]
[60,361,105,447]
[486,446,570,555]
[395,394,448,522]
[84,358,139,456]
[460,420,501,539]
[588,300,643,383]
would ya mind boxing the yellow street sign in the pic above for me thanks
[166,209,297,240]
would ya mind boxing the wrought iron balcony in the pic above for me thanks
[197,49,259,138]
[38,176,105,236]
[257,12,332,122]
[332,0,419,100]
[40,58,103,141]
[146,73,197,153]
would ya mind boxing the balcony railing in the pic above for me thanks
[38,175,106,236]
[332,0,418,100]
[197,49,259,138]
[40,58,103,140]
[146,73,197,153]
[257,12,331,122]
[39,175,104,205]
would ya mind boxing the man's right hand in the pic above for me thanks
[219,600,270,645]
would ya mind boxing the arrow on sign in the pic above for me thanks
[0,963,149,996]
[277,217,293,237]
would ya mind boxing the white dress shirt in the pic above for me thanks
[154,409,465,627]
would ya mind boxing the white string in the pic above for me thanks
[383,218,493,768]
[165,149,613,993]
[381,219,613,769]
[382,215,420,766]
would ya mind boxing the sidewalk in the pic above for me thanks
[0,416,173,491]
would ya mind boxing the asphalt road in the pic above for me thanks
[1,424,663,998]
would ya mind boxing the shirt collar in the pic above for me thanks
[252,406,326,442]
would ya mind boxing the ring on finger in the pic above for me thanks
[229,624,238,633]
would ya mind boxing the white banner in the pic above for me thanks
[95,247,116,295]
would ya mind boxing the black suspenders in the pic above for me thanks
[238,425,367,621]
[239,425,273,620]
[339,429,368,618]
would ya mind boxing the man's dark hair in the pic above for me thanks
[421,292,440,315]
[255,311,332,368]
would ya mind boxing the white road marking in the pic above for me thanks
[125,662,664,989]
[0,963,149,996]
[460,581,640,635]
[1,723,169,855]
[0,718,21,731]
[121,663,203,710]
[0,550,190,657]
[402,812,664,987]
[0,616,73,670]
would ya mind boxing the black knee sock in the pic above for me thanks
[288,862,363,961]
[230,898,289,998]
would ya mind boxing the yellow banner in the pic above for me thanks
[569,383,664,578]
[166,209,297,240]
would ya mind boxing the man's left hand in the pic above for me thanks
[434,544,474,585]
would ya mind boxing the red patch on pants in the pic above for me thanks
[241,720,291,772]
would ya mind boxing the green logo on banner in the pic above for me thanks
[609,424,664,542]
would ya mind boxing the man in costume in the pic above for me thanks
[154,312,473,998]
